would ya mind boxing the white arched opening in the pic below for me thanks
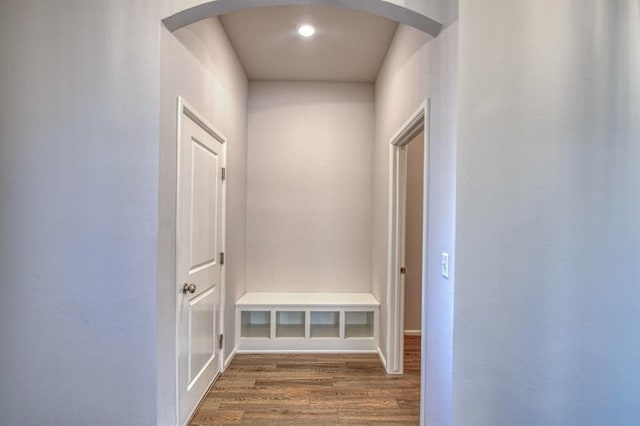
[160,2,444,425]
[163,0,442,36]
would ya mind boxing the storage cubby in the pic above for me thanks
[276,311,305,338]
[310,311,340,338]
[240,311,271,338]
[236,292,379,352]
[345,311,375,338]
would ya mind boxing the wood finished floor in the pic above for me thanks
[190,337,421,425]
[403,335,421,374]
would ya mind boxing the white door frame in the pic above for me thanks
[386,100,429,375]
[175,96,227,425]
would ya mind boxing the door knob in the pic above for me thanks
[182,283,196,294]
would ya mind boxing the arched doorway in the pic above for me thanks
[163,0,442,36]
[160,2,444,424]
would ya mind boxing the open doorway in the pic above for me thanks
[161,1,441,423]
[403,129,424,375]
[387,102,428,376]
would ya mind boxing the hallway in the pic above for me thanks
[190,350,420,425]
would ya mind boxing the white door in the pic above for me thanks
[177,100,226,426]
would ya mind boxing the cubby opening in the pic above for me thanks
[310,311,340,338]
[345,311,374,338]
[240,311,271,338]
[276,311,305,338]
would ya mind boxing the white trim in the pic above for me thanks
[404,330,422,336]
[390,105,426,147]
[223,347,237,371]
[218,118,228,379]
[236,350,379,354]
[174,97,183,426]
[377,347,387,371]
[386,100,429,378]
[163,0,443,37]
[175,96,228,426]
[236,292,379,307]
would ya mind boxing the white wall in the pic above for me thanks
[0,2,165,425]
[454,1,640,425]
[373,22,458,426]
[404,131,425,332]
[158,16,248,426]
[246,81,374,293]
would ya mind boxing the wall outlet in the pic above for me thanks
[441,253,449,279]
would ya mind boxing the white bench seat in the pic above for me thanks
[235,292,379,353]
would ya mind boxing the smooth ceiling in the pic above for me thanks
[219,5,399,82]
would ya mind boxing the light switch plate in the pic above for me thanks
[441,253,449,279]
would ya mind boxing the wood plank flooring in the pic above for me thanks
[190,337,421,425]
[403,335,421,373]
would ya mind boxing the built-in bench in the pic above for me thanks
[235,292,379,353]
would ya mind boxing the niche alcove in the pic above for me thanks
[159,1,457,424]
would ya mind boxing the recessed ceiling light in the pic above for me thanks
[297,24,316,38]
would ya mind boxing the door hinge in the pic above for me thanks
[219,334,224,349]
[219,252,225,265]
[221,167,226,181]
[400,267,406,274]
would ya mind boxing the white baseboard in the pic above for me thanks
[223,347,237,371]
[377,347,387,370]
[236,349,378,355]
[404,330,421,336]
